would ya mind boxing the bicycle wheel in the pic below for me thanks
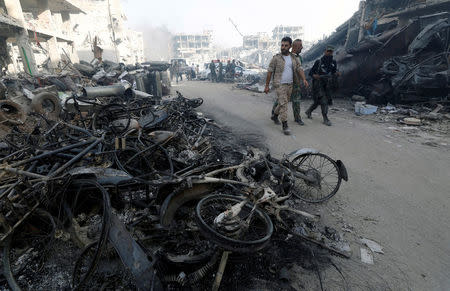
[289,153,342,203]
[196,194,273,253]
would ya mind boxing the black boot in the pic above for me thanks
[321,104,331,126]
[295,118,305,125]
[305,109,312,119]
[282,121,291,135]
[271,114,280,125]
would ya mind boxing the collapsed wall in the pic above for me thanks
[303,0,450,104]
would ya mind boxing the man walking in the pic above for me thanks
[218,62,224,82]
[174,61,180,84]
[305,45,338,126]
[230,59,236,81]
[209,60,217,82]
[271,39,305,125]
[264,37,309,135]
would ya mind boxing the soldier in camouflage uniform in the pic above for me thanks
[271,39,305,125]
[264,37,309,135]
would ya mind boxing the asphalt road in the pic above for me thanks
[175,80,450,290]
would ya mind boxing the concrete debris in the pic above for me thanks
[360,248,374,265]
[303,0,450,105]
[403,117,422,125]
[0,67,349,289]
[361,238,384,254]
[355,102,378,115]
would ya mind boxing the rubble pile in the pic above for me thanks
[358,101,450,145]
[238,48,276,69]
[0,66,350,289]
[234,73,267,93]
[303,0,450,105]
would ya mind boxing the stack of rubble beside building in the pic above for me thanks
[303,0,450,105]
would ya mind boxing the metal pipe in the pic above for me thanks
[48,135,104,178]
[82,84,132,98]
[0,167,47,179]
[11,139,94,168]
[132,89,153,99]
[212,251,230,291]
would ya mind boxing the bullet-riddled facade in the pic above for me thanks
[172,31,213,59]
[0,0,144,74]
[272,25,304,42]
[70,0,144,64]
[0,0,83,73]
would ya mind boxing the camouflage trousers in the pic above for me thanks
[273,84,293,122]
[272,84,302,121]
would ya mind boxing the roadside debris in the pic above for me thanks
[355,102,378,115]
[360,248,374,265]
[361,238,384,254]
[303,0,450,105]
[402,117,422,126]
[0,67,350,290]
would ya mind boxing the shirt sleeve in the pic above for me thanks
[294,57,303,74]
[332,60,337,74]
[309,60,319,77]
[267,56,276,73]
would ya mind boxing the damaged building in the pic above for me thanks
[243,32,275,50]
[171,30,215,65]
[0,0,144,75]
[70,0,144,65]
[0,0,82,74]
[303,0,450,104]
[272,25,304,43]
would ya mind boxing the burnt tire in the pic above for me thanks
[196,194,273,253]
[74,63,95,76]
[31,92,62,119]
[0,100,26,125]
[48,78,67,91]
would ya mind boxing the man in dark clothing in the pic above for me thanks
[230,60,236,81]
[218,62,224,82]
[226,60,231,74]
[305,45,338,126]
[209,61,217,82]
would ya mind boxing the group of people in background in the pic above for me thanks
[265,36,339,135]
[170,61,199,84]
[209,59,237,83]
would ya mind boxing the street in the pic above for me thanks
[176,80,450,290]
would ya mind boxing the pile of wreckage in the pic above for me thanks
[0,61,350,289]
[303,0,450,105]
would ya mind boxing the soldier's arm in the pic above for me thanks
[310,60,319,75]
[332,60,339,75]
[294,59,306,81]
[310,60,320,79]
[298,69,309,88]
[265,57,276,93]
[264,71,273,94]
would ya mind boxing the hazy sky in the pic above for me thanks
[122,0,361,48]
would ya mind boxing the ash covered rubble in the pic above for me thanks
[303,0,450,106]
[0,59,351,290]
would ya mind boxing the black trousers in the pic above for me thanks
[307,79,331,120]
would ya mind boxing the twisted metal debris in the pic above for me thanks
[0,66,349,289]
